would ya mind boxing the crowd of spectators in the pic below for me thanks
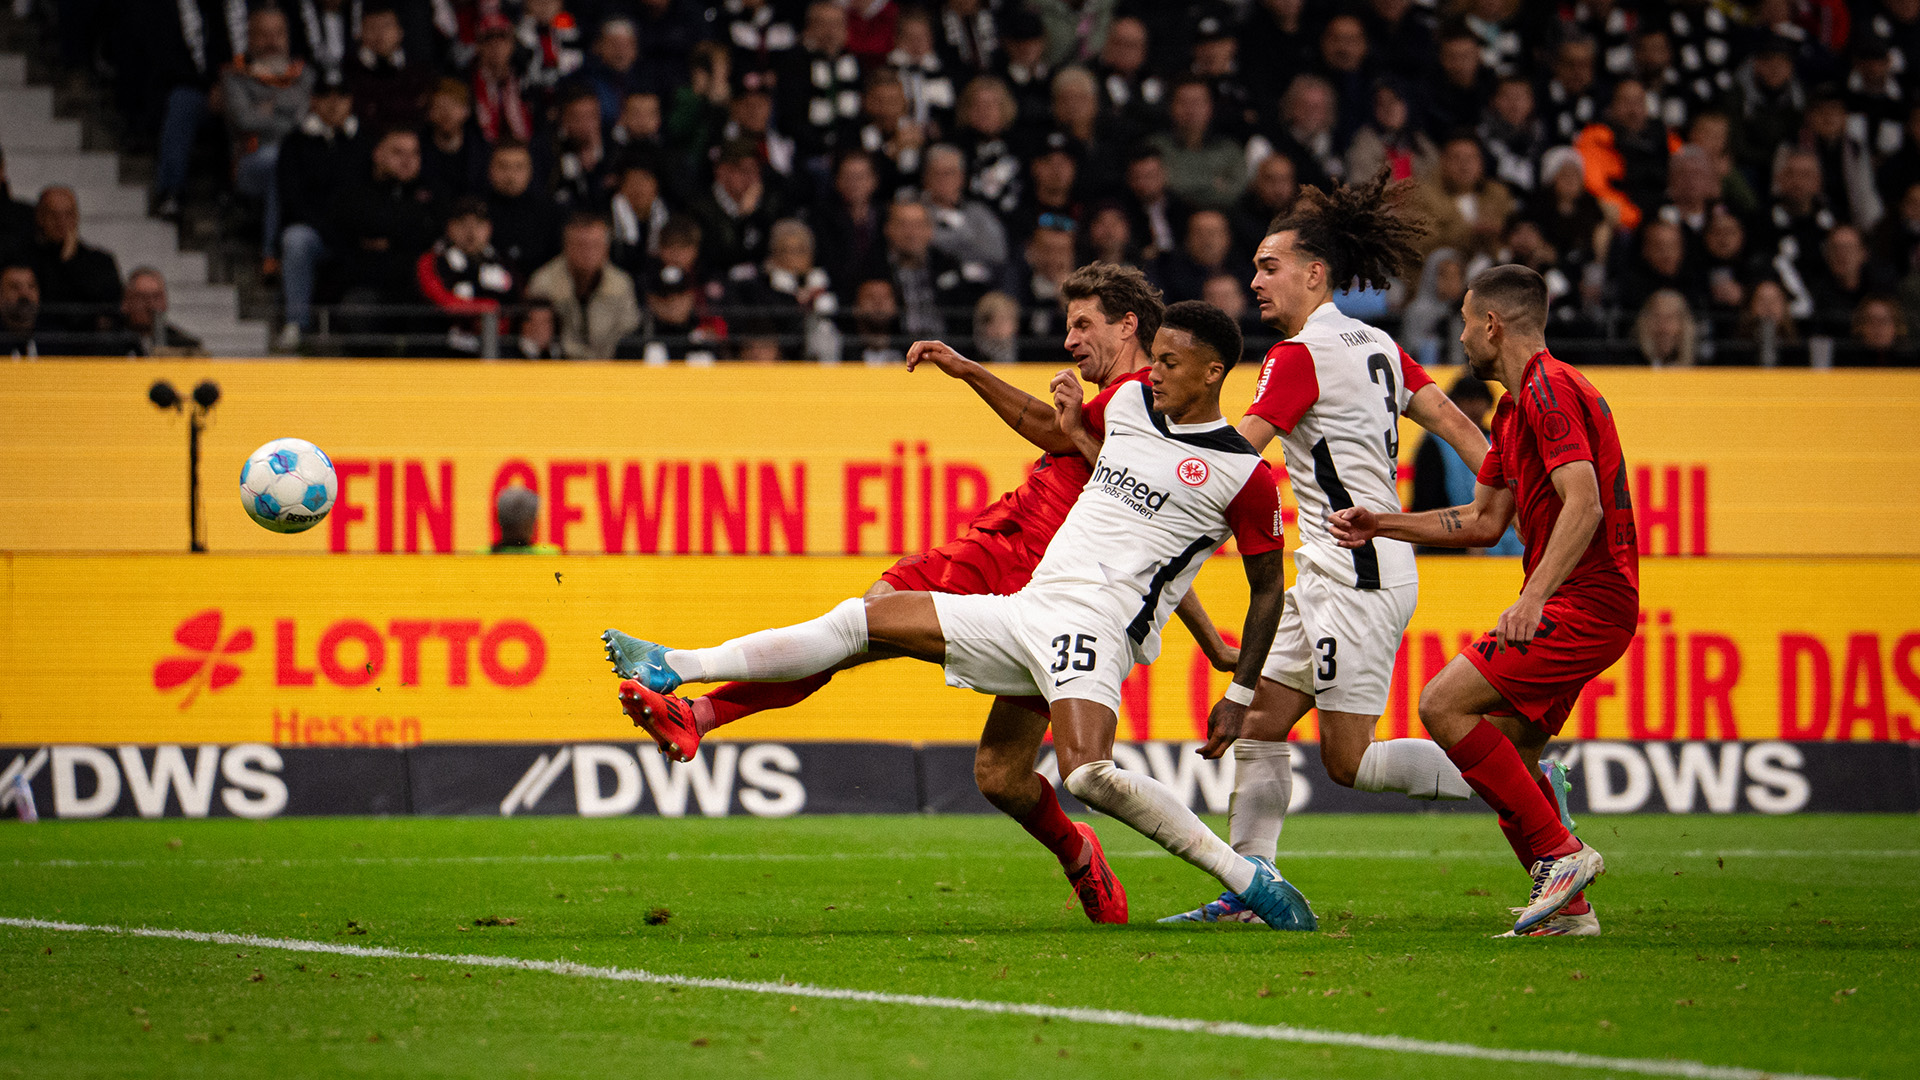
[36,0,1920,363]
[0,145,203,357]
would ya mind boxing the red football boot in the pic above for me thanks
[618,679,701,762]
[1064,822,1128,924]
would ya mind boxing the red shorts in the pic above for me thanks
[1462,591,1636,736]
[879,528,1039,596]
[880,530,1049,719]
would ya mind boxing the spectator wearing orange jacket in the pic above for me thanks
[1574,78,1682,230]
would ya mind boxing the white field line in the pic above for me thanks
[11,848,1920,871]
[0,916,1848,1080]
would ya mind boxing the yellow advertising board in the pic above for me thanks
[3,553,1915,747]
[2,362,1917,556]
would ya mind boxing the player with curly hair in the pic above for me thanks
[1161,170,1510,925]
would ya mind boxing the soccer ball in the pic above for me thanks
[239,438,337,533]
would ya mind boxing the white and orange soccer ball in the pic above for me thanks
[239,438,337,533]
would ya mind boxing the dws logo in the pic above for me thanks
[1553,742,1809,814]
[500,743,806,818]
[3,745,288,819]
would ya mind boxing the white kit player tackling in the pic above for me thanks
[1164,173,1500,924]
[604,301,1319,930]
[934,372,1272,718]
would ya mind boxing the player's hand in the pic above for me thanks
[905,340,976,377]
[1195,635,1239,672]
[1051,369,1085,434]
[1328,506,1377,548]
[1495,595,1546,650]
[1198,698,1247,759]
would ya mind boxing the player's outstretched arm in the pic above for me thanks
[1328,481,1516,550]
[1173,588,1239,673]
[1489,460,1602,647]
[906,339,1077,455]
[1197,548,1287,759]
[1405,383,1490,474]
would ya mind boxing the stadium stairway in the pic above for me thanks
[0,52,267,356]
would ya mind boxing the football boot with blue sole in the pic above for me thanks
[1234,856,1319,931]
[601,629,682,693]
[1158,892,1262,924]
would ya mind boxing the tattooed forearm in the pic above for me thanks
[1014,398,1032,432]
[1441,509,1463,534]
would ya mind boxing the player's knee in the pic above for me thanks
[1061,759,1114,805]
[1416,682,1450,729]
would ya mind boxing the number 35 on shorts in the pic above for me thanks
[1051,634,1098,673]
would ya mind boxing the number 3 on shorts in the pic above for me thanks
[1315,637,1338,681]
[1051,634,1098,673]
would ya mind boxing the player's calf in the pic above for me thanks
[972,698,1051,819]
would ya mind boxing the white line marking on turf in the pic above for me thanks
[14,848,1920,870]
[0,916,1851,1080]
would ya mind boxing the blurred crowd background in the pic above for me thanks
[1,0,1915,365]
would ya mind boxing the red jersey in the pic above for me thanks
[965,369,1152,544]
[1477,350,1639,621]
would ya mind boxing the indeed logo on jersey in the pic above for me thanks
[1091,462,1172,518]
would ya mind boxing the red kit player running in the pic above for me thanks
[1331,265,1638,937]
[615,264,1238,924]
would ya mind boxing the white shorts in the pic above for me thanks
[932,590,1133,715]
[1261,566,1417,716]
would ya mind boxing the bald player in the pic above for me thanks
[1332,264,1636,936]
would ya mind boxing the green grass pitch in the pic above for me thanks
[3,812,1916,1079]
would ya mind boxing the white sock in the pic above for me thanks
[1354,739,1473,800]
[1064,760,1255,894]
[1228,740,1291,861]
[664,598,868,683]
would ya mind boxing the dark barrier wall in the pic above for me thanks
[4,741,1915,821]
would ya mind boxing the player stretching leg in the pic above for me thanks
[608,303,1316,929]
[612,265,1239,924]
[1163,173,1493,924]
[1331,265,1637,937]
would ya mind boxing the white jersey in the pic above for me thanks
[1026,378,1284,665]
[1246,302,1434,590]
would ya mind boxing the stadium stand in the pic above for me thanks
[0,50,261,354]
[1,0,1915,364]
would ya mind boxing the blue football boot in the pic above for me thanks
[601,629,682,693]
[1541,758,1577,834]
[1233,856,1319,931]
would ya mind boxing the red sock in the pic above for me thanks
[1446,720,1577,862]
[691,672,836,735]
[1017,776,1086,870]
[1497,813,1533,869]
[1497,767,1568,869]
